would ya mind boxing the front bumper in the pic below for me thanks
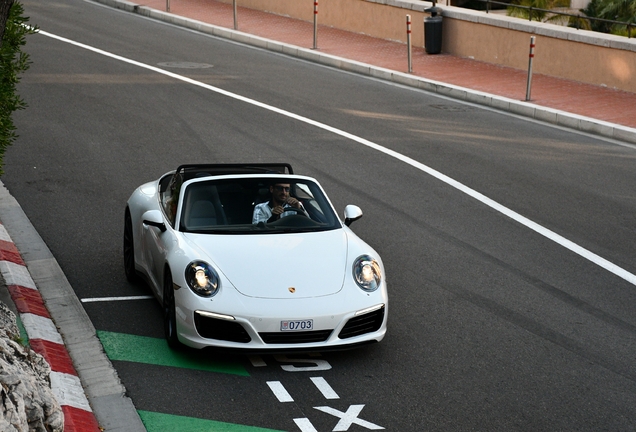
[173,287,388,350]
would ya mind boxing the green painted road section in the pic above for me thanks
[138,411,285,432]
[97,330,249,376]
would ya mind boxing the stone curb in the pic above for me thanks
[0,181,146,432]
[95,0,636,145]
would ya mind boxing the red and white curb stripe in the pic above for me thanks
[0,223,101,431]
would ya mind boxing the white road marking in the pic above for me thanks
[80,295,154,303]
[36,29,636,287]
[267,381,294,402]
[293,418,319,432]
[310,376,340,399]
[275,354,332,372]
[315,405,384,431]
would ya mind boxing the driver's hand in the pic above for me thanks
[286,197,301,208]
[272,205,285,215]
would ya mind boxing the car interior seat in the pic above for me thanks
[181,183,227,230]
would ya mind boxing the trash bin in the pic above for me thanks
[424,6,442,54]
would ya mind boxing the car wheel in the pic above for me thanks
[163,270,183,350]
[123,208,138,283]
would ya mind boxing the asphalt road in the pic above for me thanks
[4,0,636,430]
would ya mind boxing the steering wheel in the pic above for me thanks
[282,207,306,215]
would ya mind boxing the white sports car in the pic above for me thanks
[124,163,387,351]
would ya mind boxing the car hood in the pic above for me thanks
[184,230,348,299]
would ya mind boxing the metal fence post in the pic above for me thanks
[526,36,536,101]
[407,15,412,73]
[166,0,170,12]
[313,0,318,49]
[233,0,238,30]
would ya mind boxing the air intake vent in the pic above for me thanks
[338,306,385,339]
[260,330,333,344]
[194,313,251,343]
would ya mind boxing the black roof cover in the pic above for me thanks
[176,163,293,182]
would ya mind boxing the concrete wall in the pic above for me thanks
[220,0,636,93]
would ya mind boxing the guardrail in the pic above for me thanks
[476,0,634,38]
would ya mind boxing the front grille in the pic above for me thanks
[259,330,333,344]
[338,306,385,339]
[194,313,251,343]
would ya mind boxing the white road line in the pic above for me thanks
[36,29,636,287]
[80,295,154,303]
[267,381,294,402]
[310,376,340,399]
[293,418,319,432]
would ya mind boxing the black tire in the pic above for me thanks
[123,208,138,283]
[163,270,183,350]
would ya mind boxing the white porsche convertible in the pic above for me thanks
[124,163,387,351]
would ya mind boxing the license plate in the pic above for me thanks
[280,319,313,331]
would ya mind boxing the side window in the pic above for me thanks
[160,173,182,226]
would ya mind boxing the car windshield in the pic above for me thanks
[177,177,341,234]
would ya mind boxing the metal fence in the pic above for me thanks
[475,0,634,38]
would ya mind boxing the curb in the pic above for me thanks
[95,0,636,145]
[0,181,146,432]
[0,225,100,430]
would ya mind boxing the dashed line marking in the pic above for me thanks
[310,376,339,399]
[293,418,319,432]
[267,381,294,402]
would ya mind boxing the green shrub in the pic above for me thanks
[0,1,36,175]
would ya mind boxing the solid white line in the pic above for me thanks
[36,29,636,287]
[310,376,340,399]
[80,295,154,303]
[267,381,294,402]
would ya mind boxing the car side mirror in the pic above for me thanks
[344,205,363,227]
[142,210,167,232]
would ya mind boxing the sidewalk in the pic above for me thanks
[103,0,636,143]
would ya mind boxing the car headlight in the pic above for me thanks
[353,255,382,292]
[185,261,220,297]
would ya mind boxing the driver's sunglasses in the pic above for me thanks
[274,185,291,192]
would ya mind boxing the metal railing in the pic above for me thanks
[475,0,634,38]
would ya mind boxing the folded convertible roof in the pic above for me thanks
[176,163,293,182]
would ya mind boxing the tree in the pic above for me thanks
[0,1,35,175]
[580,0,636,35]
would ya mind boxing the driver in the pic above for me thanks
[252,182,304,224]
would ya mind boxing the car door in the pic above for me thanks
[141,218,172,297]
